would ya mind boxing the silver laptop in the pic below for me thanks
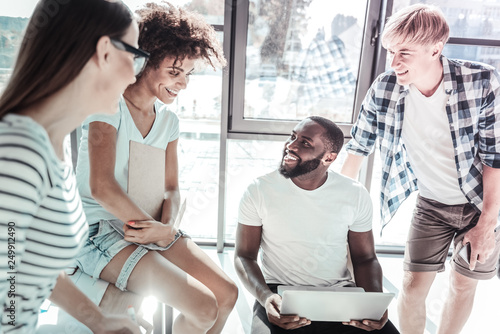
[277,285,364,295]
[280,287,395,322]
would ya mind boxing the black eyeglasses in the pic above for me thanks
[110,38,150,76]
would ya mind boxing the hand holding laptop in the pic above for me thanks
[124,198,186,246]
[343,310,389,332]
[264,293,311,330]
[124,220,178,246]
[278,285,394,330]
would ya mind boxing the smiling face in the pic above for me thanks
[142,56,196,104]
[279,119,330,179]
[386,41,442,89]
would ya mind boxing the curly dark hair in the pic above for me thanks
[136,2,226,75]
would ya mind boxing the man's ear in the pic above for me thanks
[322,152,338,166]
[431,41,444,58]
[94,35,112,69]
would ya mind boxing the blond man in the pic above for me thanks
[341,4,500,334]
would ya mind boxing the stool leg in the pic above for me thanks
[153,303,173,334]
[165,304,173,333]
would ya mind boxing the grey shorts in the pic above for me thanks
[404,195,500,280]
[75,219,187,291]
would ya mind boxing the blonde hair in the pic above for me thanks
[381,4,449,49]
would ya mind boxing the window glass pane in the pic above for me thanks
[443,45,500,70]
[176,56,224,240]
[392,0,500,40]
[178,134,220,240]
[384,45,500,72]
[244,0,368,123]
[0,16,28,91]
[175,31,224,240]
[124,0,224,25]
[225,138,349,241]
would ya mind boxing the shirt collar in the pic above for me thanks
[441,55,457,95]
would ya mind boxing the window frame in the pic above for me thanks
[226,0,386,138]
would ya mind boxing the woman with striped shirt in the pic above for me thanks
[0,0,144,333]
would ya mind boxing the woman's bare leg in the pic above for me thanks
[100,245,218,334]
[160,237,238,334]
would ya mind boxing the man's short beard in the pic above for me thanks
[279,155,323,179]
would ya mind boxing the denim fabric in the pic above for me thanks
[75,220,187,291]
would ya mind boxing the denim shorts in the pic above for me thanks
[404,195,500,280]
[75,219,187,291]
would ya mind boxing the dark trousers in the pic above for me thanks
[251,285,400,334]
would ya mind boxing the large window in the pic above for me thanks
[228,0,383,136]
[242,0,365,122]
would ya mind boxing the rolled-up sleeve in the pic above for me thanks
[346,87,378,156]
[478,69,500,168]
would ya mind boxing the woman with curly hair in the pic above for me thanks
[74,2,237,333]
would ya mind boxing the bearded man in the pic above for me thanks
[234,116,399,334]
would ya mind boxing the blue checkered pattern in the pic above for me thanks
[294,34,356,106]
[346,56,500,227]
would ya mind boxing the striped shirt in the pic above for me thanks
[0,114,88,333]
[346,56,500,227]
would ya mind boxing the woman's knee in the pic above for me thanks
[187,290,219,329]
[219,280,238,311]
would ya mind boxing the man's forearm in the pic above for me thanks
[235,256,274,305]
[352,258,383,293]
[341,153,365,180]
[480,165,500,225]
[49,271,105,332]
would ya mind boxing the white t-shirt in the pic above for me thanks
[76,96,179,224]
[238,170,373,287]
[402,81,467,204]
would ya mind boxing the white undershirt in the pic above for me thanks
[238,170,373,286]
[402,81,467,204]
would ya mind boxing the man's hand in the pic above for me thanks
[124,220,178,247]
[92,314,141,333]
[265,294,310,330]
[463,214,497,270]
[342,309,389,331]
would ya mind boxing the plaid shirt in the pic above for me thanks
[346,56,500,227]
[294,33,356,106]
